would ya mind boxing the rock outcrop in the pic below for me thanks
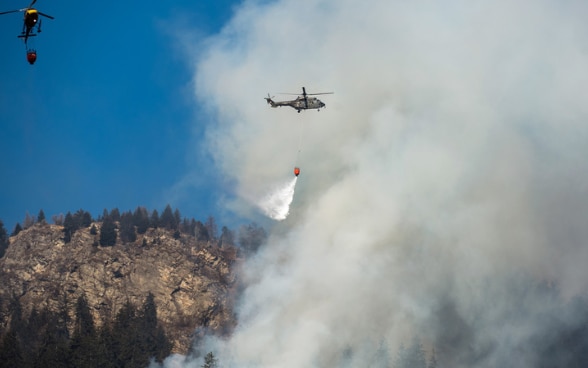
[0,222,238,353]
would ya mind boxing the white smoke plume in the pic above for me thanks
[177,0,588,367]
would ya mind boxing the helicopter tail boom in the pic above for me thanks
[265,94,278,107]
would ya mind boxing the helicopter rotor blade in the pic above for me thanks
[38,12,54,19]
[278,92,333,96]
[276,88,334,96]
[0,9,22,15]
[28,0,37,9]
[302,87,308,108]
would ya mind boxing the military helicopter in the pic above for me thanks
[0,0,54,45]
[265,87,333,112]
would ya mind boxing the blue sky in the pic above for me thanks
[0,0,241,231]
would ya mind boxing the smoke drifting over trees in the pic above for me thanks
[176,0,588,366]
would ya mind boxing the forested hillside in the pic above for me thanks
[0,205,266,367]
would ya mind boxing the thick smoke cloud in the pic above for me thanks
[181,0,588,366]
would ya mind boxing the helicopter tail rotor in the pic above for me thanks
[265,94,277,107]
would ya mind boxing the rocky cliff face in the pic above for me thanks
[0,222,238,353]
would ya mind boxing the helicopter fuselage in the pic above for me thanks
[24,9,38,28]
[18,9,39,41]
[265,87,332,112]
[268,96,325,112]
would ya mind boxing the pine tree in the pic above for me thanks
[0,220,8,258]
[138,293,172,363]
[95,326,117,368]
[109,208,121,222]
[179,218,190,235]
[37,209,46,223]
[83,210,93,227]
[373,339,390,368]
[99,216,117,246]
[55,292,71,341]
[74,295,96,338]
[112,301,142,367]
[23,212,35,229]
[0,297,26,368]
[71,295,99,367]
[205,216,217,240]
[173,209,181,230]
[133,206,150,234]
[219,226,235,247]
[63,212,75,243]
[202,352,218,368]
[406,337,427,368]
[428,348,437,368]
[160,204,175,230]
[194,221,209,242]
[142,293,158,336]
[22,307,43,358]
[150,209,160,228]
[394,343,407,368]
[11,223,22,237]
[33,326,71,368]
[8,296,24,333]
[75,209,92,228]
[119,211,137,243]
[0,331,24,368]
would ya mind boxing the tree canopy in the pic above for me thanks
[0,293,171,368]
[0,221,8,258]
